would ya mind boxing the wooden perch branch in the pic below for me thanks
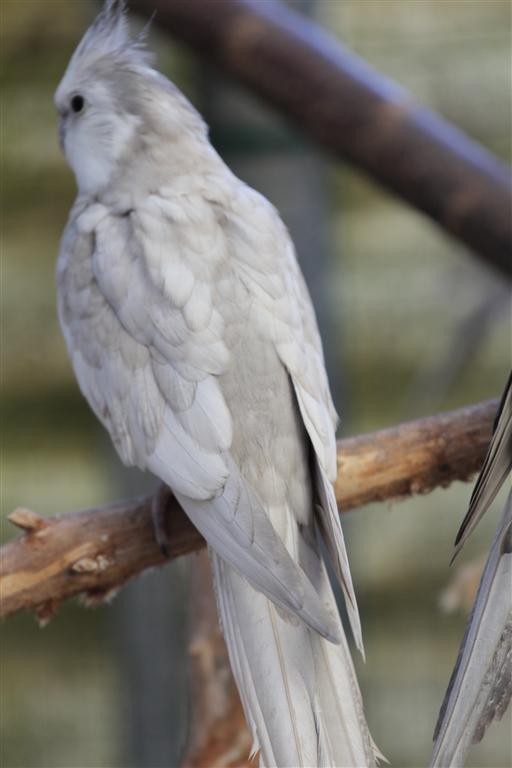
[0,399,497,621]
[130,0,512,278]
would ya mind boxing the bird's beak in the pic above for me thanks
[58,116,67,152]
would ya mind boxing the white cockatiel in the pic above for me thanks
[55,3,379,765]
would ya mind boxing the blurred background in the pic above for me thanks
[1,1,510,766]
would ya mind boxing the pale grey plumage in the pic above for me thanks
[55,3,378,765]
[431,373,512,767]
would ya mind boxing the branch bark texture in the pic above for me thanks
[0,399,497,621]
[130,0,512,278]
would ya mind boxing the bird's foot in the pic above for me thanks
[151,483,174,558]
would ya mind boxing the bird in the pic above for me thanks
[55,0,380,767]
[430,371,512,767]
[54,2,380,766]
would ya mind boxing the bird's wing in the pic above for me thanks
[286,266,363,652]
[58,200,231,498]
[59,194,339,641]
[430,493,512,767]
[225,188,363,651]
[454,370,512,556]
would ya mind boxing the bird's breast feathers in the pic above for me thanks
[57,179,337,490]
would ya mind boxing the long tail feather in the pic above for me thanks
[430,493,512,767]
[210,542,379,767]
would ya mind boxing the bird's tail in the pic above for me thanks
[210,544,380,768]
[430,492,512,768]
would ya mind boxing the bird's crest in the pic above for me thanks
[68,0,154,75]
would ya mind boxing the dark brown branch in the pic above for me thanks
[0,399,497,621]
[129,0,512,279]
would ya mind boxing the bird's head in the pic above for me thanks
[55,0,210,199]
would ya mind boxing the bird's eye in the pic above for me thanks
[71,95,85,114]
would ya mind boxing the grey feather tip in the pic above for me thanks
[73,0,155,70]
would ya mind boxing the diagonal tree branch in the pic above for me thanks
[0,399,497,621]
[129,0,512,279]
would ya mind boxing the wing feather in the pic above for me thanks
[59,191,347,641]
[177,458,341,643]
[224,188,362,646]
[454,371,512,555]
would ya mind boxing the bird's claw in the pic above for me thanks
[151,483,173,557]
